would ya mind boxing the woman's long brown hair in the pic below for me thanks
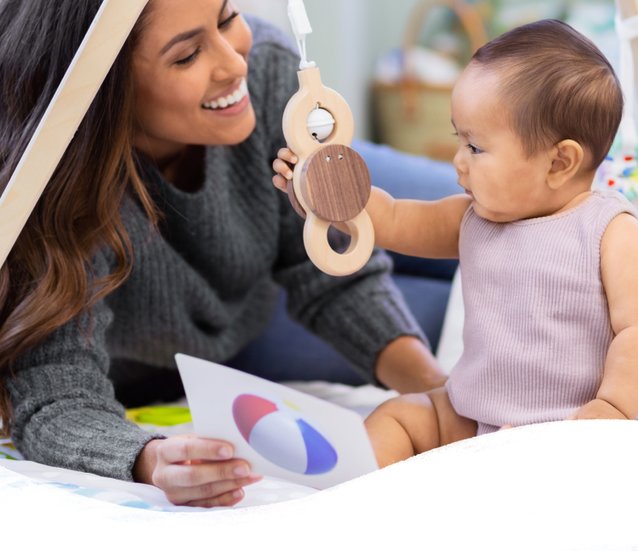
[0,0,158,432]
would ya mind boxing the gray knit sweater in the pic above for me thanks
[7,17,424,481]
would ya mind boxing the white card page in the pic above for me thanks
[175,353,378,489]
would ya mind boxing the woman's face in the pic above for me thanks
[132,0,255,161]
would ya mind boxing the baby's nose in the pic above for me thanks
[452,150,467,176]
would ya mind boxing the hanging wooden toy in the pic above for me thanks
[0,0,150,269]
[282,0,375,277]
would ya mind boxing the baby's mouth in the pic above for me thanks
[202,79,248,110]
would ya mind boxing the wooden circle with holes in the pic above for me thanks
[300,144,371,222]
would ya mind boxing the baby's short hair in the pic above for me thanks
[471,19,622,169]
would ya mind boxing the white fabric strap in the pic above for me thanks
[287,0,316,69]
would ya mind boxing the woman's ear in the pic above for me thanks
[546,139,585,190]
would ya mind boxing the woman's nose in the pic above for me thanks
[209,19,252,82]
[210,40,248,82]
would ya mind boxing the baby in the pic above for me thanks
[274,19,638,467]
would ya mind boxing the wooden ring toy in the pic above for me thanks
[283,67,375,277]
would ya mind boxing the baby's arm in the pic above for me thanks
[574,213,638,420]
[272,147,470,259]
[366,188,471,259]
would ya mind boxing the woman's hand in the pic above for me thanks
[134,435,261,508]
[272,147,298,192]
[375,336,448,393]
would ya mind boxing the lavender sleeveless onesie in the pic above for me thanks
[446,190,636,434]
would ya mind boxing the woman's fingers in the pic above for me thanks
[158,458,254,488]
[147,435,265,508]
[185,487,246,509]
[164,470,262,505]
[155,435,233,465]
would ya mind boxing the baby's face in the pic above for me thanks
[450,64,555,222]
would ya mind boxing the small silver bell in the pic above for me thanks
[307,107,335,141]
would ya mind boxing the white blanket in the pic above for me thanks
[4,279,637,549]
[2,420,638,550]
[0,382,397,512]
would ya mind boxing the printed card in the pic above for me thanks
[175,353,378,489]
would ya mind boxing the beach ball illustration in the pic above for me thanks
[232,394,338,475]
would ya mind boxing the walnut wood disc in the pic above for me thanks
[300,145,371,222]
[287,179,306,219]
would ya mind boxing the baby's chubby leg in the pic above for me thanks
[365,388,477,467]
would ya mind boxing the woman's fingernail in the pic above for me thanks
[232,489,244,500]
[233,465,250,477]
[218,446,232,459]
[287,171,293,179]
[292,155,298,163]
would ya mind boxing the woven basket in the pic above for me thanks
[372,0,488,161]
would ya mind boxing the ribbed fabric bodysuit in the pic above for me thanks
[447,190,636,434]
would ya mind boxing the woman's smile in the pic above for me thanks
[132,0,256,160]
[202,78,250,116]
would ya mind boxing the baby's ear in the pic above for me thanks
[546,139,585,190]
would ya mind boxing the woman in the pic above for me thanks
[0,0,448,507]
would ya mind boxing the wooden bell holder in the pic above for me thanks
[282,67,375,277]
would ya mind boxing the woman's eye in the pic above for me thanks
[219,10,240,29]
[467,143,483,155]
[175,47,201,66]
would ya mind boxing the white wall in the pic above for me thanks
[237,1,617,140]
[236,0,424,139]
[235,0,290,34]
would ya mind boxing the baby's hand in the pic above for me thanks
[272,148,298,192]
[568,398,628,420]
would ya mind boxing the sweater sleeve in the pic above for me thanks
[246,19,428,379]
[7,251,159,481]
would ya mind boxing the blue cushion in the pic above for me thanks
[228,273,451,384]
[353,140,460,201]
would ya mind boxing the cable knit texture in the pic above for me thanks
[447,190,636,434]
[7,16,425,480]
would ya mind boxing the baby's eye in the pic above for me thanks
[466,143,483,155]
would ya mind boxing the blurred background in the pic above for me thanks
[236,0,618,159]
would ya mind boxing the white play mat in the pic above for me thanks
[2,273,637,549]
[2,420,637,550]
